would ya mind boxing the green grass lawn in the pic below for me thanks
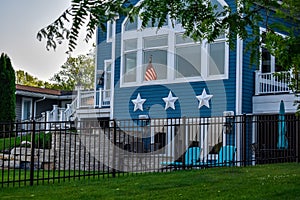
[0,163,299,200]
[0,132,51,151]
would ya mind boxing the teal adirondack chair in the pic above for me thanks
[196,145,236,167]
[161,147,201,167]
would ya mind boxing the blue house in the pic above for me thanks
[93,0,297,120]
[72,0,298,164]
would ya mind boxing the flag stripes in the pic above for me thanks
[144,57,157,81]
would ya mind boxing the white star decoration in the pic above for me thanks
[162,91,178,110]
[132,93,146,112]
[196,89,213,109]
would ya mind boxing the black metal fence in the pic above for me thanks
[0,114,299,187]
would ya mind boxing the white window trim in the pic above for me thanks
[104,59,112,101]
[106,20,116,43]
[120,1,229,88]
[259,27,286,73]
[206,38,229,80]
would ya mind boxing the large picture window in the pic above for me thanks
[121,0,229,86]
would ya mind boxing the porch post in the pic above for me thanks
[60,108,65,121]
[94,90,98,108]
[46,111,51,131]
[66,104,71,120]
[41,112,46,122]
[76,87,81,109]
[255,70,260,95]
[46,111,51,122]
[99,88,103,108]
[52,105,58,121]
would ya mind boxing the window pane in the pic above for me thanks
[175,45,201,78]
[124,39,137,51]
[275,59,283,72]
[105,63,112,91]
[211,0,225,13]
[143,50,167,80]
[176,34,194,44]
[106,63,111,72]
[145,18,168,28]
[108,21,113,39]
[106,74,111,98]
[261,47,271,73]
[144,36,168,48]
[209,42,225,75]
[216,34,225,40]
[23,100,31,120]
[125,16,138,31]
[105,70,111,98]
[124,52,137,82]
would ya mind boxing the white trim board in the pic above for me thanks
[253,94,298,114]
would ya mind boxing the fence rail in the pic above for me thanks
[0,114,299,187]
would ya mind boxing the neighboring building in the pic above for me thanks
[15,84,73,122]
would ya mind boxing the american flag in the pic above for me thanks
[144,56,157,81]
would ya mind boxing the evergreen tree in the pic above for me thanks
[0,53,16,123]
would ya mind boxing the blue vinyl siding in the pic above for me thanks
[242,33,256,114]
[114,16,123,87]
[109,0,238,120]
[113,81,236,120]
[96,43,112,71]
[241,8,295,114]
[96,27,113,94]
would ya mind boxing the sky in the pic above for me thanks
[0,0,95,81]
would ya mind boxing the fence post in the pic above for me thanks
[296,117,299,163]
[112,120,117,178]
[242,114,247,167]
[182,117,186,169]
[30,120,36,186]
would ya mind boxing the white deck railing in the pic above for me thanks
[38,89,110,123]
[255,71,291,95]
[77,89,111,108]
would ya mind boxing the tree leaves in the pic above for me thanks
[0,53,16,122]
[49,53,95,90]
[37,0,131,53]
[37,0,299,73]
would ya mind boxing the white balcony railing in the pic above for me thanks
[38,89,110,123]
[255,71,291,95]
[77,89,110,109]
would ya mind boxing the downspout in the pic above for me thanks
[235,3,244,166]
[34,96,46,119]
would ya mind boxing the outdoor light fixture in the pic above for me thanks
[97,70,104,85]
